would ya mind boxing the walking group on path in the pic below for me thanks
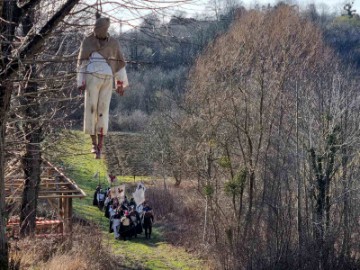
[94,186,154,240]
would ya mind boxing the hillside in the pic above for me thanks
[56,131,204,270]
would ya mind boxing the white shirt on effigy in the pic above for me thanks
[77,52,124,87]
[87,52,113,75]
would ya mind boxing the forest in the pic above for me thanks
[1,0,360,269]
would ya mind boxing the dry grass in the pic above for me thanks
[147,181,208,252]
[40,255,88,270]
[9,224,127,270]
[140,180,216,269]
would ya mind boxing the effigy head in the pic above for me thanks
[94,17,110,39]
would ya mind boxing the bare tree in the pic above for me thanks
[0,0,86,267]
[175,5,360,269]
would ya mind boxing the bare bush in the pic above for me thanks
[109,110,149,132]
[8,224,126,270]
[146,181,205,252]
[170,4,360,269]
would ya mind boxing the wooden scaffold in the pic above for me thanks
[5,159,86,238]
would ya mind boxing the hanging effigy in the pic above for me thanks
[77,15,129,159]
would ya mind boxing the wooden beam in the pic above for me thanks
[6,178,67,182]
[5,182,69,186]
[6,194,85,200]
[44,159,86,197]
[64,198,72,234]
[39,190,80,194]
[6,159,86,201]
[6,185,74,190]
[7,188,82,195]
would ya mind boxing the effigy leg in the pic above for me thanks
[95,128,104,159]
[90,135,97,153]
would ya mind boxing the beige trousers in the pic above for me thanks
[84,73,113,135]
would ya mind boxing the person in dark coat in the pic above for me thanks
[129,197,136,208]
[97,188,105,210]
[120,203,128,211]
[104,197,112,219]
[129,206,141,237]
[108,198,119,234]
[93,185,101,206]
[120,210,131,241]
[143,207,154,239]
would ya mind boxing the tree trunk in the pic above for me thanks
[340,110,350,263]
[310,149,325,268]
[244,168,255,238]
[0,85,12,270]
[0,0,80,263]
[310,128,338,270]
[19,10,43,237]
[296,82,303,265]
[19,68,43,236]
[340,148,350,262]
[1,1,19,265]
[20,138,42,236]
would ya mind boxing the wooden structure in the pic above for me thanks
[5,159,86,237]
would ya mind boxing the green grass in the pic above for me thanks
[55,130,203,270]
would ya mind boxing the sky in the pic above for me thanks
[174,0,357,17]
[92,0,358,32]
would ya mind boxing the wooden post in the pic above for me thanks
[63,197,72,234]
[63,197,68,233]
[68,198,72,233]
[59,195,64,220]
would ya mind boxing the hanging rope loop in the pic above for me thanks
[95,0,102,19]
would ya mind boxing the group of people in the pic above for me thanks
[93,186,154,240]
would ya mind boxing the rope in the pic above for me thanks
[95,0,102,19]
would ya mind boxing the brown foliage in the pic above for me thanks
[8,224,126,270]
[177,5,360,270]
[147,181,205,250]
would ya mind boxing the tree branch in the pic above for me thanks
[1,0,80,80]
[18,0,42,17]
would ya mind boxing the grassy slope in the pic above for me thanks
[56,131,202,270]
